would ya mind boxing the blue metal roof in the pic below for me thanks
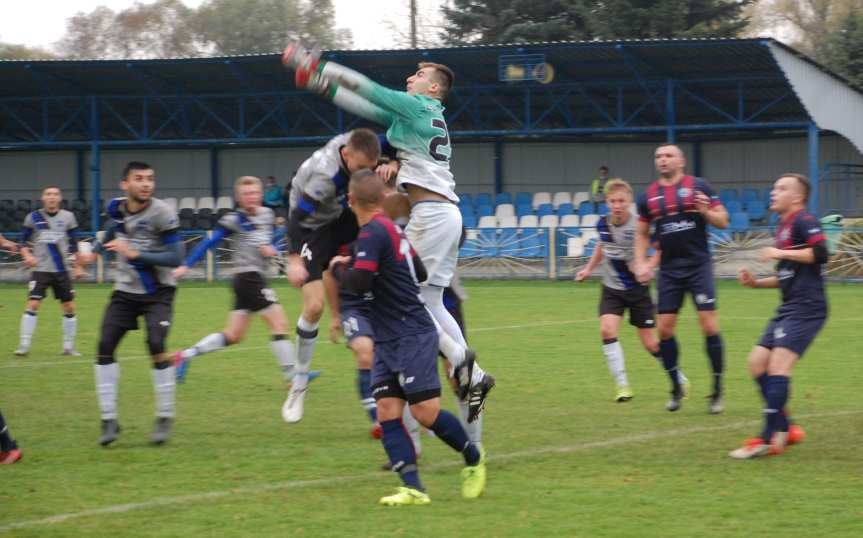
[0,37,855,148]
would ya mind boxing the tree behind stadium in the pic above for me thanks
[440,0,752,45]
[56,0,352,59]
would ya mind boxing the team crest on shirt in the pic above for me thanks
[678,187,691,198]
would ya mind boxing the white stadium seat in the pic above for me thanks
[580,214,601,228]
[567,237,584,257]
[518,215,539,227]
[572,191,591,207]
[179,197,197,210]
[163,197,178,212]
[552,191,571,209]
[216,196,234,210]
[559,214,580,227]
[197,196,215,210]
[495,203,515,218]
[477,216,498,228]
[532,191,551,209]
[539,214,559,228]
[497,215,518,228]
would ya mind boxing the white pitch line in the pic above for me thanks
[0,409,857,533]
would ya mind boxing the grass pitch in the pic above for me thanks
[1,280,862,537]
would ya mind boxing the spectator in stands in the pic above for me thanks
[592,166,610,211]
[264,176,284,208]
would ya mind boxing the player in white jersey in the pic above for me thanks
[576,180,688,402]
[92,162,185,446]
[171,177,300,406]
[16,186,92,357]
[282,41,495,423]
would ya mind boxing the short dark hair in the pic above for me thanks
[122,161,153,179]
[349,168,384,207]
[599,166,609,172]
[780,173,811,202]
[41,185,62,194]
[418,62,454,99]
[347,128,381,161]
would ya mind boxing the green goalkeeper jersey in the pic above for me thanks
[321,62,458,202]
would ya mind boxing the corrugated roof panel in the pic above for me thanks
[768,42,863,153]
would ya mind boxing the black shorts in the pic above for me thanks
[101,286,176,332]
[29,271,74,303]
[599,285,656,329]
[232,272,278,312]
[656,264,717,314]
[757,313,827,357]
[296,209,359,283]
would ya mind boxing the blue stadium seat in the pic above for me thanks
[577,201,593,217]
[557,202,574,215]
[745,200,766,221]
[475,193,492,207]
[597,203,609,216]
[462,216,477,228]
[459,205,475,219]
[741,188,760,203]
[458,193,473,207]
[475,204,493,217]
[536,203,554,217]
[724,200,743,214]
[764,187,773,206]
[515,203,533,217]
[515,192,532,206]
[729,212,749,231]
[768,211,780,226]
[720,188,738,204]
[495,192,512,206]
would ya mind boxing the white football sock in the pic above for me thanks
[270,337,296,381]
[152,365,176,418]
[458,398,483,448]
[402,406,422,455]
[183,332,227,359]
[19,311,37,349]
[295,316,318,375]
[603,340,629,386]
[62,315,77,350]
[95,362,120,420]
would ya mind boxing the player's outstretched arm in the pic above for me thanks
[329,86,395,127]
[576,243,603,281]
[319,61,419,116]
[183,227,231,267]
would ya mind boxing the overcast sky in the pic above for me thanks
[0,0,444,52]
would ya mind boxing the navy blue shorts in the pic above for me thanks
[371,330,441,404]
[657,264,716,314]
[757,314,826,357]
[341,306,374,342]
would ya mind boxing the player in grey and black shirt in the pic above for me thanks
[576,179,687,403]
[16,186,92,357]
[281,128,381,423]
[92,162,185,447]
[171,176,302,413]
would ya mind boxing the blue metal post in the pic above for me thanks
[494,140,503,195]
[808,122,819,214]
[665,79,675,143]
[89,96,101,232]
[76,150,85,201]
[210,147,220,199]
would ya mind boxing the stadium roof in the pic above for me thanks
[0,37,861,151]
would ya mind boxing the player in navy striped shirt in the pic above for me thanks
[633,144,730,413]
[330,169,485,505]
[730,173,828,459]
